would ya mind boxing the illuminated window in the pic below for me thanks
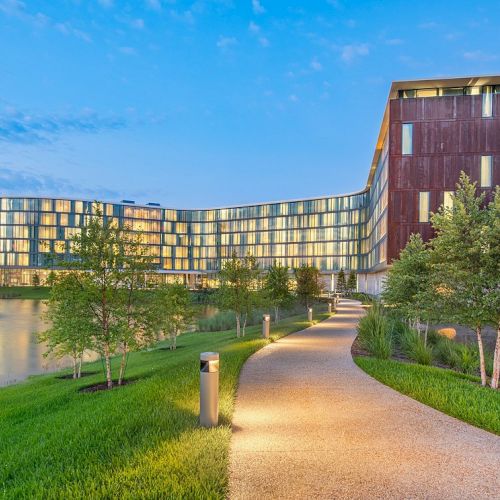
[443,191,453,211]
[402,123,413,155]
[482,86,493,118]
[416,88,438,98]
[419,192,430,223]
[480,156,492,188]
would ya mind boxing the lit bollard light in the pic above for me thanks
[200,352,219,428]
[308,307,313,322]
[328,302,332,313]
[262,314,270,338]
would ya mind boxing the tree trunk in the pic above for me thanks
[173,331,177,350]
[274,306,279,323]
[72,357,77,379]
[476,326,487,387]
[118,342,128,386]
[424,320,429,347]
[491,324,500,390]
[236,314,241,338]
[103,343,113,389]
[242,313,247,337]
[78,355,83,379]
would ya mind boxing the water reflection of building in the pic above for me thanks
[1,77,499,295]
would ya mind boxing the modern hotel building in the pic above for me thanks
[1,76,499,294]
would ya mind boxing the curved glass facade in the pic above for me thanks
[0,144,388,287]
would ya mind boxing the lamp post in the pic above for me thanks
[199,352,219,427]
[262,314,270,338]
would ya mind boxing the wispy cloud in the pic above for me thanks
[216,35,237,51]
[98,0,114,8]
[463,50,497,62]
[340,43,369,62]
[145,0,161,11]
[0,166,133,200]
[248,21,269,47]
[0,0,92,42]
[418,21,438,30]
[0,109,127,144]
[118,46,137,55]
[385,38,403,46]
[310,57,322,71]
[252,0,265,15]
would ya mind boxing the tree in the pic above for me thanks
[32,272,40,289]
[264,261,294,322]
[217,252,261,337]
[153,282,194,350]
[484,187,500,389]
[430,173,493,386]
[347,271,357,295]
[40,273,95,379]
[382,234,435,344]
[115,231,157,385]
[337,269,346,295]
[294,265,322,309]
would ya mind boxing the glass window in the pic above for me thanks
[482,86,493,118]
[465,86,481,95]
[480,156,492,188]
[416,88,438,98]
[419,192,430,223]
[440,87,463,96]
[443,191,454,211]
[402,123,413,155]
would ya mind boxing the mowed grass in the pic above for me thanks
[355,357,500,435]
[0,286,50,300]
[0,312,329,499]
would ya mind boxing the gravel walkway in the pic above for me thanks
[229,299,500,499]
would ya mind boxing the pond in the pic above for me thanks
[0,300,218,387]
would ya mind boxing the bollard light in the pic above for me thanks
[328,302,332,313]
[307,307,313,322]
[262,314,271,338]
[200,352,219,427]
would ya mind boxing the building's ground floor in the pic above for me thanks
[0,267,387,296]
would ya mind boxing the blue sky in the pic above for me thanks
[1,0,499,207]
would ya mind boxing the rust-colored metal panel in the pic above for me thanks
[387,94,500,264]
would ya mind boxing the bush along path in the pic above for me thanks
[0,311,328,499]
[353,305,500,434]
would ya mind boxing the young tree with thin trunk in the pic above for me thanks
[153,282,194,350]
[294,264,322,309]
[40,273,94,379]
[116,231,157,385]
[382,234,435,345]
[431,173,493,386]
[264,260,293,322]
[484,187,500,389]
[217,252,260,338]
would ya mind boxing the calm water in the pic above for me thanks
[0,300,218,386]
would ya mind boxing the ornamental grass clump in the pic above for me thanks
[357,303,393,359]
[398,324,433,366]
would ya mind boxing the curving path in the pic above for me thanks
[229,300,500,499]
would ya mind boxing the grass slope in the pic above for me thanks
[0,312,329,498]
[355,357,500,435]
[0,286,50,300]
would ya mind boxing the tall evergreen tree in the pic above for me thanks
[337,268,346,295]
[347,271,357,294]
[294,265,322,309]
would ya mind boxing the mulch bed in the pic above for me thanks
[57,371,98,380]
[79,378,137,393]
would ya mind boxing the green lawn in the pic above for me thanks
[355,357,500,435]
[0,312,329,498]
[0,286,50,300]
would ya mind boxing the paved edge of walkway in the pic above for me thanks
[228,299,500,500]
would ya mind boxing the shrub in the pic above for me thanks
[457,344,479,375]
[433,337,461,368]
[398,325,433,365]
[357,304,393,359]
